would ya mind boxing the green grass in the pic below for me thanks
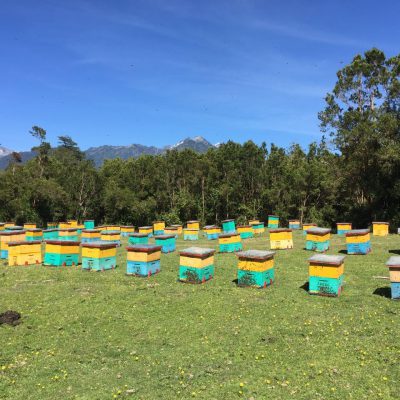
[0,232,399,399]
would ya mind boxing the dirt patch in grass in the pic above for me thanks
[0,310,21,326]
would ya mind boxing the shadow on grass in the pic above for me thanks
[373,287,391,299]
[232,278,239,286]
[338,249,347,254]
[388,249,400,255]
[300,281,309,292]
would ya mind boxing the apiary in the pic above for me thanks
[187,220,200,230]
[84,220,95,229]
[267,215,279,229]
[154,234,176,253]
[345,229,371,255]
[81,229,101,243]
[43,229,59,240]
[302,222,317,235]
[183,228,199,241]
[269,228,293,250]
[237,225,254,239]
[120,226,135,237]
[0,230,26,259]
[44,240,80,266]
[222,219,236,233]
[58,228,79,241]
[128,233,149,245]
[289,220,300,229]
[23,222,37,229]
[219,232,242,253]
[81,241,118,271]
[153,221,165,235]
[25,228,43,241]
[386,256,400,299]
[305,227,331,252]
[337,222,352,236]
[126,244,162,277]
[171,224,183,235]
[179,247,215,284]
[165,226,179,237]
[236,250,275,288]
[308,254,345,297]
[8,241,42,266]
[139,226,153,237]
[372,222,389,236]
[203,225,221,240]
[100,230,121,246]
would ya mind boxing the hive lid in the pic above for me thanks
[126,244,162,253]
[82,229,101,233]
[120,225,134,229]
[306,227,331,234]
[289,219,300,222]
[84,219,94,222]
[270,228,292,233]
[81,240,118,249]
[268,215,279,218]
[222,219,235,223]
[386,256,400,267]
[6,226,24,230]
[165,226,179,230]
[59,228,78,232]
[171,224,183,227]
[179,247,215,258]
[308,254,345,265]
[204,225,218,229]
[219,232,240,238]
[0,230,26,236]
[337,222,352,225]
[236,249,275,260]
[100,230,120,235]
[43,229,59,232]
[153,220,165,224]
[345,229,370,236]
[139,226,153,229]
[187,220,200,223]
[8,240,42,246]
[129,233,149,237]
[154,234,176,239]
[26,228,42,232]
[45,240,80,246]
[373,221,389,224]
[303,222,317,226]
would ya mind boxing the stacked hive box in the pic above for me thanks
[126,244,162,276]
[303,222,317,235]
[81,241,118,271]
[337,222,352,236]
[100,230,121,246]
[345,229,371,255]
[8,241,42,266]
[44,240,80,266]
[5,222,16,229]
[187,220,200,230]
[237,225,254,239]
[183,228,199,241]
[308,254,345,297]
[84,220,95,229]
[165,226,179,237]
[289,220,300,229]
[219,232,242,253]
[305,227,331,252]
[203,225,220,240]
[269,228,293,250]
[171,224,183,235]
[372,222,389,236]
[128,233,149,245]
[0,230,26,259]
[155,234,176,253]
[222,219,236,234]
[59,222,71,229]
[43,229,59,240]
[0,223,4,231]
[268,215,279,229]
[58,228,79,241]
[153,221,165,235]
[386,257,400,300]
[121,226,135,237]
[23,222,36,229]
[103,225,121,232]
[139,226,153,237]
[81,229,101,243]
[68,220,78,227]
[25,229,43,241]
[236,250,275,288]
[47,222,58,229]
[249,220,265,235]
[249,219,260,225]
[179,247,215,284]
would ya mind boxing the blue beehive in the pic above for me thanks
[43,229,59,240]
[154,234,176,253]
[81,241,118,271]
[128,233,149,245]
[84,220,95,229]
[179,247,215,284]
[386,256,400,300]
[345,229,371,255]
[126,244,162,277]
[305,227,331,252]
[222,219,236,233]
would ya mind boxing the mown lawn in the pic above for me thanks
[0,231,399,399]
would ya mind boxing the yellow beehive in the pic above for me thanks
[81,244,116,259]
[269,229,293,250]
[372,222,389,236]
[165,226,179,236]
[121,226,135,237]
[4,222,16,228]
[103,225,121,232]
[59,222,71,229]
[101,231,121,243]
[249,219,260,225]
[67,220,78,227]
[126,247,162,262]
[58,228,78,239]
[139,226,153,235]
[25,229,43,240]
[23,223,37,229]
[219,233,241,244]
[303,222,317,232]
[237,255,274,272]
[0,223,5,231]
[0,230,27,257]
[153,221,165,233]
[8,240,42,266]
[171,224,183,235]
[187,220,200,230]
[346,231,370,243]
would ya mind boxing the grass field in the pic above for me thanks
[1,231,399,399]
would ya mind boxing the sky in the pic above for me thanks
[1,0,399,151]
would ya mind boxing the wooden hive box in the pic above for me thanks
[58,228,79,241]
[4,222,16,229]
[336,222,352,236]
[81,241,118,271]
[187,220,200,230]
[269,228,293,250]
[251,222,265,235]
[249,219,260,225]
[203,225,220,240]
[237,225,254,239]
[165,226,179,237]
[222,219,236,233]
[305,227,331,252]
[372,222,389,236]
[139,226,153,237]
[386,256,400,299]
[171,224,183,235]
[67,220,78,227]
[58,222,72,229]
[0,230,26,259]
[179,247,215,284]
[268,215,279,229]
[302,222,317,235]
[43,229,59,240]
[153,221,165,235]
[183,228,199,241]
[83,220,95,229]
[126,244,162,276]
[236,250,275,288]
[219,232,242,253]
[81,229,101,243]
[345,229,371,255]
[100,230,121,246]
[154,234,176,253]
[308,254,345,297]
[128,233,149,245]
[8,240,42,266]
[23,222,37,229]
[44,240,80,266]
[289,220,300,230]
[120,225,135,237]
[25,228,43,241]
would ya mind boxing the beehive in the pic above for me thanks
[237,225,254,239]
[222,219,236,233]
[249,219,260,225]
[171,224,183,235]
[268,215,279,229]
[187,220,200,230]
[67,220,78,227]
[269,228,293,250]
[47,222,58,229]
[249,220,265,235]
[139,226,153,237]
[102,225,121,232]
[154,234,176,253]
[386,256,400,299]
[8,241,42,266]
[126,244,162,276]
[58,222,72,229]
[84,220,95,229]
[219,232,242,253]
[337,222,352,236]
[0,223,4,231]
[128,233,149,245]
[120,225,135,237]
[305,227,331,252]
[25,229,43,241]
[153,221,165,235]
[236,250,275,288]
[100,230,121,246]
[43,229,59,240]
[81,241,118,271]
[0,230,26,259]
[44,240,80,266]
[372,222,389,236]
[203,225,221,240]
[179,247,215,284]
[165,226,179,237]
[58,228,79,241]
[302,222,317,235]
[5,225,24,231]
[183,228,199,241]
[308,254,345,297]
[81,229,101,243]
[345,229,371,255]
[23,222,37,229]
[289,220,300,230]
[4,222,16,229]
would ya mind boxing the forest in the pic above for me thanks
[1,48,399,230]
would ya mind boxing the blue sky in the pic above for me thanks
[1,0,399,151]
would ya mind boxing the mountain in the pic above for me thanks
[166,136,214,153]
[0,150,36,169]
[0,146,13,157]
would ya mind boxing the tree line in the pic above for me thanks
[1,48,399,230]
